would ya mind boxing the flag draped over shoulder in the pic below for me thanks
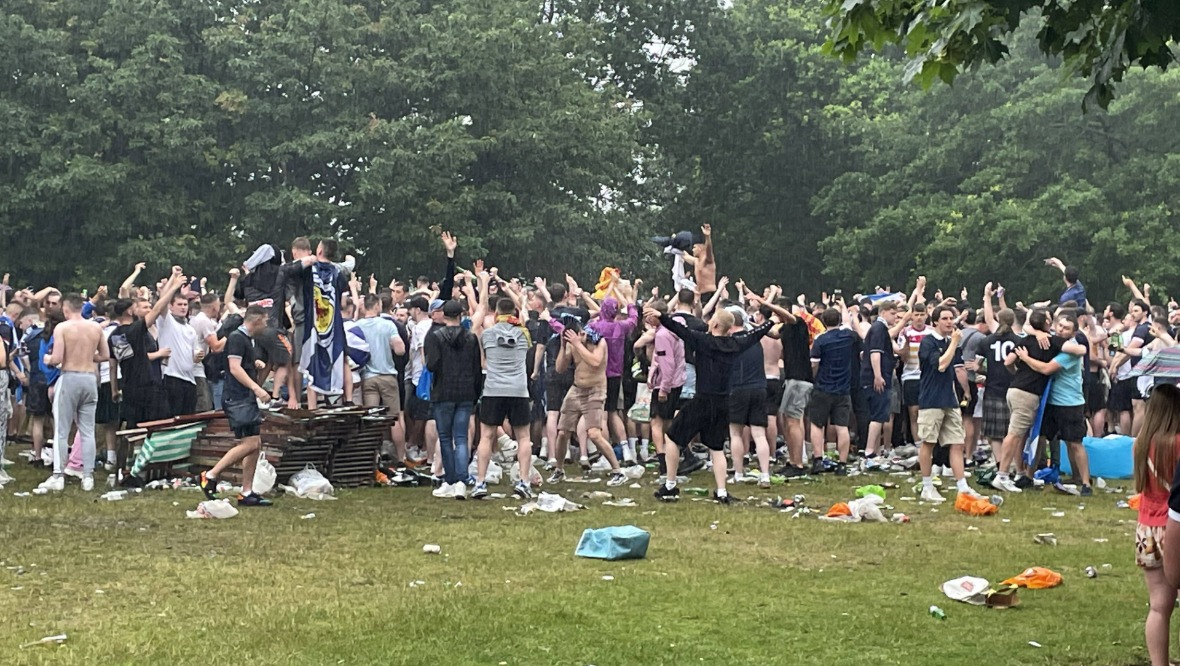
[300,262,346,396]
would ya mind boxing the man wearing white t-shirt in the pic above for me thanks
[189,293,223,412]
[156,292,202,417]
[898,305,932,445]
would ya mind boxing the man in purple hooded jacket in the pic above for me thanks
[588,291,639,459]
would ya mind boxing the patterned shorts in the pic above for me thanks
[1136,523,1166,570]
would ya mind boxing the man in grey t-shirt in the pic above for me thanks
[472,298,535,501]
[957,308,989,463]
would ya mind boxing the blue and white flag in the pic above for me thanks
[1023,378,1053,466]
[345,321,371,369]
[300,262,346,396]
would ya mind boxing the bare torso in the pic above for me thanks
[573,344,607,389]
[760,334,782,378]
[56,318,107,373]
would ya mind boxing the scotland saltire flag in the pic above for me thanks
[345,322,371,369]
[300,262,346,396]
[1023,378,1052,466]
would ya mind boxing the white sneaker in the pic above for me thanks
[941,466,956,478]
[432,482,454,498]
[452,481,467,499]
[64,467,84,480]
[957,485,982,499]
[990,476,1022,493]
[920,486,946,503]
[81,476,95,492]
[0,469,14,484]
[38,475,65,492]
[1,457,13,467]
[731,473,748,484]
[758,474,771,489]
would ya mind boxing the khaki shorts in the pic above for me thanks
[362,374,402,413]
[1006,388,1040,437]
[558,384,607,433]
[917,408,965,446]
[779,379,813,420]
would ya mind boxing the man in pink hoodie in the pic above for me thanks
[588,292,639,460]
[641,300,685,478]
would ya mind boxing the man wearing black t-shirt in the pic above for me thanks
[978,308,1020,491]
[776,302,813,477]
[115,268,185,429]
[668,289,708,475]
[861,300,904,458]
[199,306,274,507]
[997,310,1086,490]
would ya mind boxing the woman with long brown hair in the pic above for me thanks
[1133,383,1180,666]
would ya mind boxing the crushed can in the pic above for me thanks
[1085,566,1097,579]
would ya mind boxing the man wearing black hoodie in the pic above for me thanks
[425,300,482,498]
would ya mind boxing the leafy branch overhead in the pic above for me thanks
[823,0,1180,109]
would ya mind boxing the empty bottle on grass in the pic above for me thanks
[929,605,947,620]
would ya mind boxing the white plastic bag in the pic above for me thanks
[253,452,277,496]
[186,499,239,519]
[289,464,334,497]
[509,456,543,486]
[536,492,584,513]
[621,465,645,480]
[494,434,519,464]
[467,459,503,485]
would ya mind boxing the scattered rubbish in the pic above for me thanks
[1096,477,1107,489]
[684,487,710,496]
[629,483,642,489]
[601,575,614,581]
[855,485,886,500]
[99,491,127,502]
[1102,563,1112,569]
[12,492,30,497]
[408,580,426,588]
[989,495,1005,508]
[986,584,1021,609]
[1028,642,1042,649]
[1093,538,1108,543]
[899,496,917,502]
[602,498,638,507]
[423,544,442,555]
[1034,533,1058,546]
[1001,519,1011,523]
[1116,500,1129,509]
[929,605,947,620]
[287,465,335,498]
[955,493,999,516]
[1085,566,1098,579]
[185,499,239,519]
[582,491,614,501]
[821,494,887,523]
[966,526,980,532]
[20,634,67,649]
[1003,567,1063,589]
[31,487,48,496]
[537,492,584,513]
[575,525,651,560]
[710,521,719,530]
[621,465,645,480]
[300,513,316,520]
[942,576,990,605]
[1050,512,1066,518]
[891,513,910,523]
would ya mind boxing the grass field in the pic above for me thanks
[0,448,1153,666]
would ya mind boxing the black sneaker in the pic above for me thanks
[712,492,732,505]
[236,492,273,507]
[199,471,219,499]
[834,463,848,477]
[653,485,681,502]
[776,465,808,478]
[679,455,706,476]
[1080,484,1093,496]
[1013,475,1034,490]
[809,459,826,475]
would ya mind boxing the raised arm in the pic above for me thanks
[224,268,241,315]
[119,262,145,299]
[439,231,458,299]
[147,267,184,328]
[701,276,729,319]
[701,224,714,265]
[1123,275,1149,304]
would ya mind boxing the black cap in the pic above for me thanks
[442,300,464,318]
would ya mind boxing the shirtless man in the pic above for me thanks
[40,293,109,492]
[681,224,716,301]
[547,325,626,487]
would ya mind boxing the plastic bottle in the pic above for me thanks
[929,605,947,620]
[684,487,710,496]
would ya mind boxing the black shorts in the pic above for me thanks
[26,374,51,416]
[545,373,573,413]
[604,376,623,413]
[666,394,729,451]
[1085,372,1106,416]
[728,388,769,427]
[479,396,531,428]
[405,383,433,421]
[962,382,979,416]
[902,379,920,407]
[164,375,197,417]
[766,378,785,415]
[1041,404,1086,443]
[256,326,292,367]
[650,387,682,421]
[808,389,852,428]
[233,423,261,438]
[864,383,890,423]
[1109,378,1135,413]
[622,377,638,412]
[122,384,170,428]
[95,382,121,425]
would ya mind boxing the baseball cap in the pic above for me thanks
[428,299,445,314]
[442,300,463,318]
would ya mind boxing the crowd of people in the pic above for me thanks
[6,228,1180,661]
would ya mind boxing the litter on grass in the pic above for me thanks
[1003,567,1063,589]
[20,634,67,649]
[575,525,650,560]
[1034,533,1058,546]
[423,544,442,554]
[603,498,638,507]
[185,499,238,519]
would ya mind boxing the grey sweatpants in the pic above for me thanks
[53,372,98,476]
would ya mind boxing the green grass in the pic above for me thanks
[0,448,1153,666]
